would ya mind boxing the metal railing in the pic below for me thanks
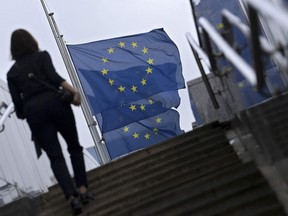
[0,103,14,133]
[186,14,256,87]
[0,101,47,206]
[187,0,288,102]
[245,0,288,85]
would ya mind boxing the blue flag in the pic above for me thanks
[103,109,184,159]
[67,29,185,159]
[67,28,185,114]
[97,90,181,133]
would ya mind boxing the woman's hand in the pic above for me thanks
[72,92,81,106]
[61,81,81,106]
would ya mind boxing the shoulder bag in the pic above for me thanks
[28,73,74,104]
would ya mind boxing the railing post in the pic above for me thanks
[247,5,265,90]
[187,38,220,109]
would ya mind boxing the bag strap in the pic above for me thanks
[14,62,59,93]
[28,73,58,93]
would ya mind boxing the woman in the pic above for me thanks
[7,29,90,215]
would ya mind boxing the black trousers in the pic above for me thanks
[25,96,87,199]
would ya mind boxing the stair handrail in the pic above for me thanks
[0,177,34,199]
[221,8,288,93]
[245,0,288,31]
[186,32,219,109]
[221,9,288,70]
[0,103,14,133]
[186,33,211,68]
[0,101,47,206]
[197,17,257,86]
[244,0,288,89]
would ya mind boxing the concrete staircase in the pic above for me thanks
[33,121,286,216]
[238,92,288,164]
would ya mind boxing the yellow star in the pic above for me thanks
[108,79,114,86]
[153,128,159,134]
[142,47,148,54]
[156,117,162,124]
[101,69,108,75]
[147,58,154,65]
[101,57,108,63]
[141,79,147,86]
[123,126,129,133]
[119,41,125,48]
[144,133,150,140]
[146,67,153,74]
[148,99,154,104]
[238,82,245,88]
[131,42,138,48]
[133,133,139,139]
[131,85,137,93]
[107,47,114,53]
[140,104,145,111]
[118,86,125,92]
[129,104,136,111]
[217,23,224,29]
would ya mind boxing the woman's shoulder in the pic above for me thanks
[37,50,50,58]
[7,51,49,77]
[7,63,18,78]
[33,50,53,64]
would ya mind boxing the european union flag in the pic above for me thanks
[67,28,185,114]
[103,109,184,159]
[68,29,185,159]
[97,90,181,133]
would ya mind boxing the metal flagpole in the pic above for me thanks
[189,0,203,47]
[40,0,110,164]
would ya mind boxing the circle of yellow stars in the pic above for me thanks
[98,40,155,94]
[99,40,165,142]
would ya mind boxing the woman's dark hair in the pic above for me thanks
[10,29,39,60]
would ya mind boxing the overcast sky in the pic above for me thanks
[0,0,201,147]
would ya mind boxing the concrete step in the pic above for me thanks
[96,161,284,216]
[42,136,237,215]
[47,155,241,216]
[239,93,288,161]
[247,93,288,113]
[139,167,282,216]
[40,120,286,216]
[3,120,286,216]
[95,146,238,199]
[90,134,230,192]
[115,161,268,215]
[40,123,235,215]
[45,123,227,199]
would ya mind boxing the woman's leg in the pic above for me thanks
[26,101,79,199]
[29,120,79,199]
[50,100,88,189]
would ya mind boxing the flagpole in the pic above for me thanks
[189,0,203,47]
[40,0,110,164]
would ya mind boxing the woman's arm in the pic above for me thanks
[7,79,25,119]
[41,51,81,106]
[61,81,81,106]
